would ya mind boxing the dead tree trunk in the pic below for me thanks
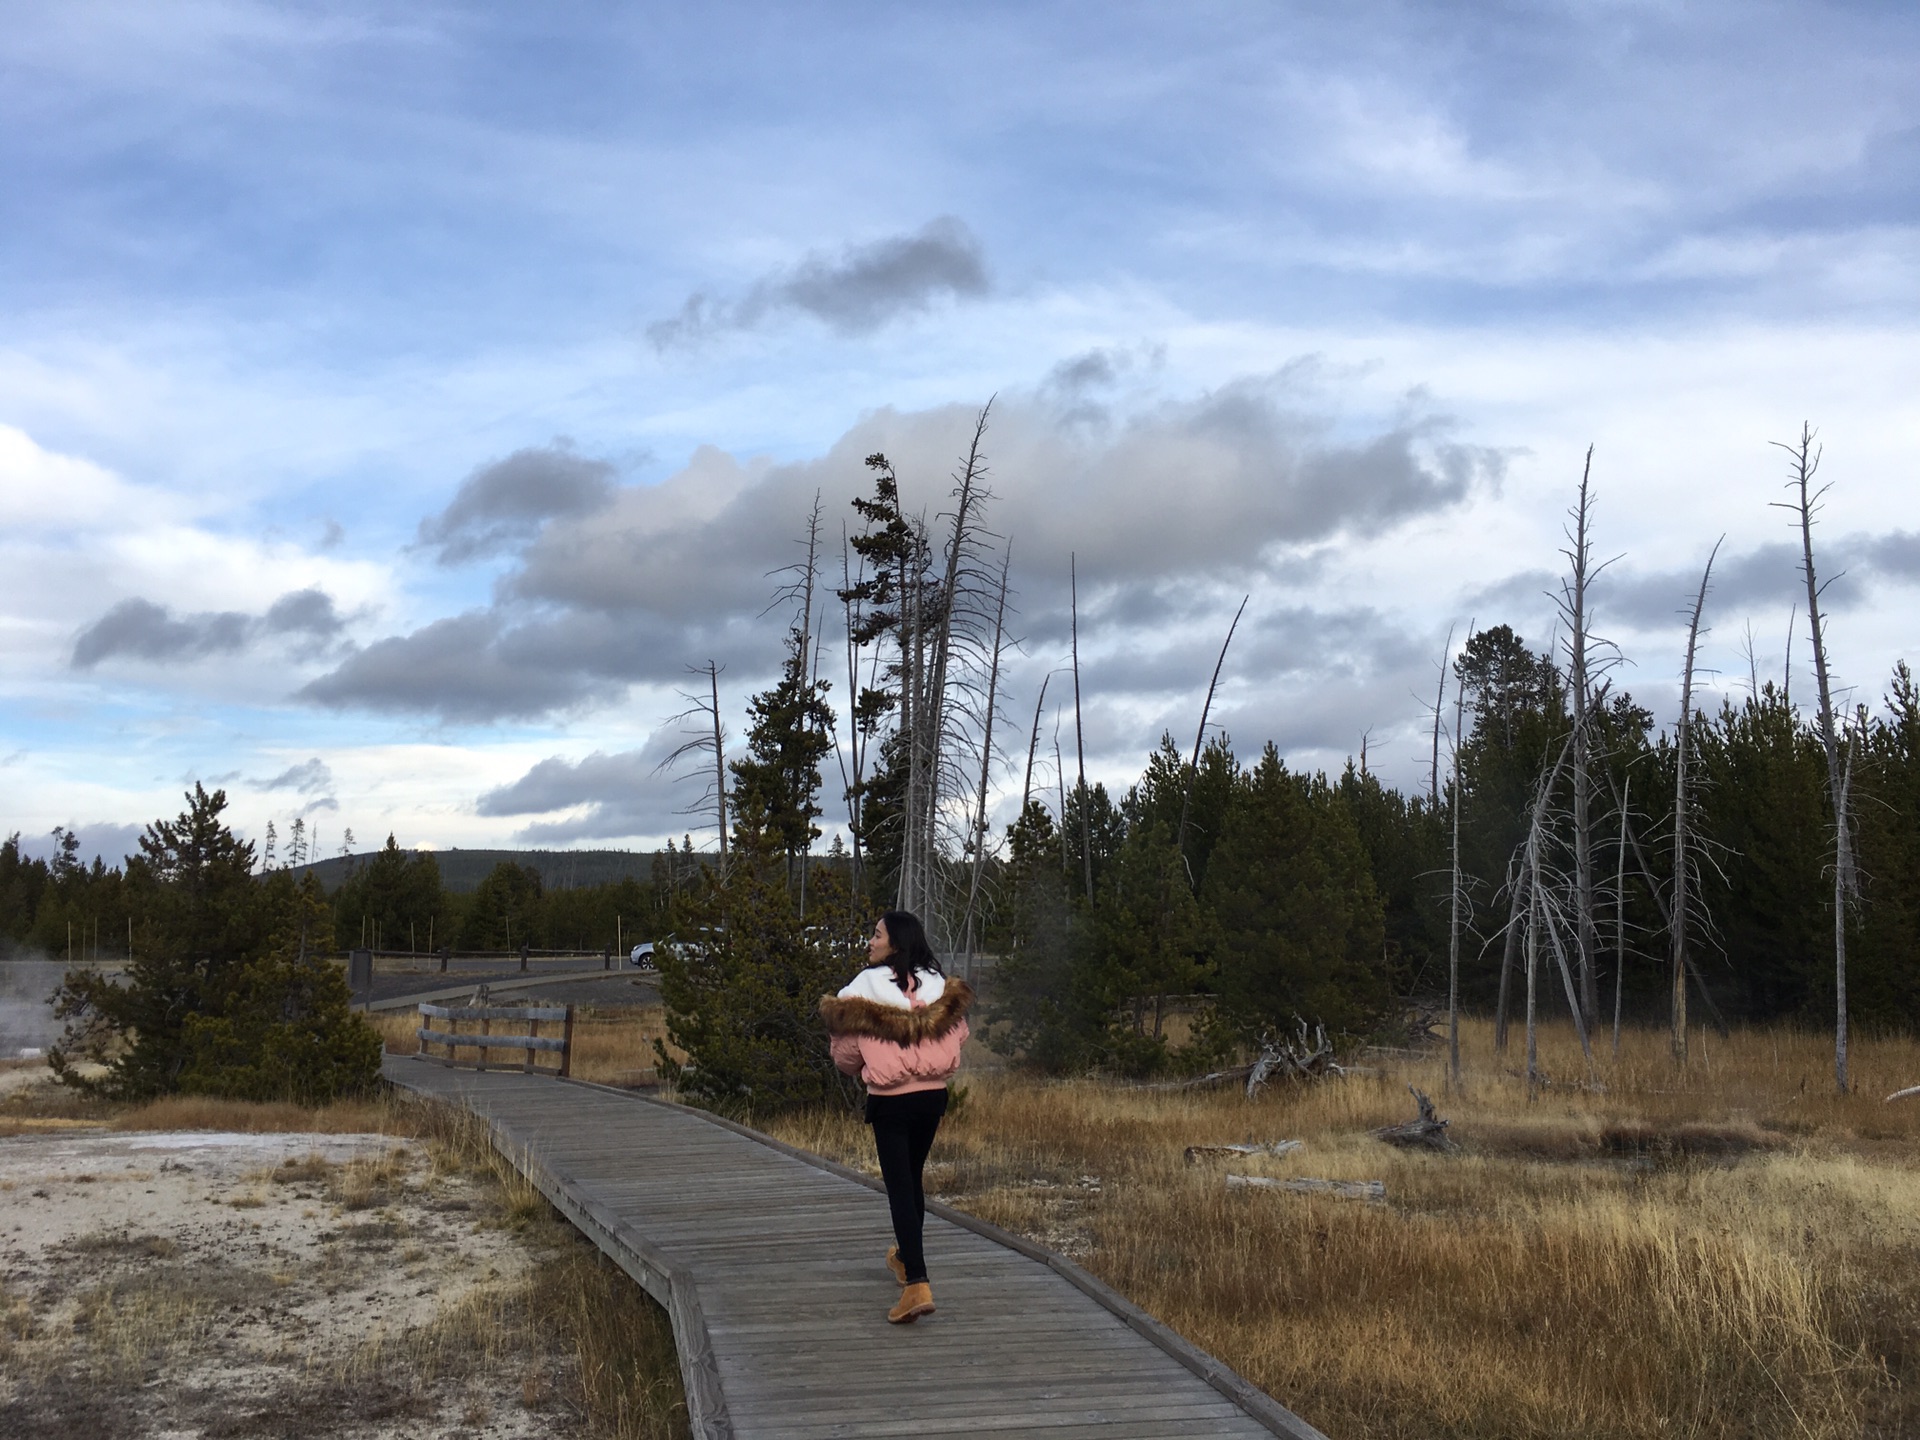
[839,529,867,894]
[1373,1086,1456,1151]
[795,492,823,908]
[1431,623,1454,808]
[1607,768,1731,1037]
[1071,554,1093,905]
[1563,449,1601,1024]
[896,527,920,913]
[1020,672,1051,821]
[659,662,731,870]
[914,403,995,931]
[1054,726,1070,878]
[1536,878,1596,1079]
[1774,424,1855,1094]
[1612,772,1630,1057]
[1671,539,1721,1063]
[1520,735,1575,1090]
[1494,853,1524,1053]
[960,544,1013,972]
[1448,627,1468,1089]
[1177,595,1248,887]
[1525,865,1541,1097]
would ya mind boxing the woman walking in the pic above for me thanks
[821,910,973,1324]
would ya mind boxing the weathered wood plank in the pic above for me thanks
[416,1027,568,1052]
[417,1003,570,1021]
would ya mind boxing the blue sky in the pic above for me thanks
[4,0,1918,862]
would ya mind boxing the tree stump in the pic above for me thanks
[1372,1085,1456,1151]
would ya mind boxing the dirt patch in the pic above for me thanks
[0,1129,583,1439]
[1598,1117,1787,1160]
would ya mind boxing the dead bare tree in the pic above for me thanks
[1493,851,1524,1053]
[1784,603,1795,706]
[1070,554,1093,905]
[1373,1086,1456,1151]
[1612,772,1630,1056]
[1177,595,1249,886]
[1557,448,1620,1025]
[959,544,1014,973]
[766,492,827,906]
[1447,623,1469,1089]
[1020,672,1052,820]
[1053,721,1069,878]
[1604,766,1731,1038]
[659,661,731,868]
[1772,424,1857,1093]
[837,528,870,893]
[1525,852,1542,1096]
[1518,735,1594,1086]
[909,405,996,925]
[1671,538,1721,1063]
[840,405,1007,941]
[1533,858,1596,1082]
[1431,623,1455,807]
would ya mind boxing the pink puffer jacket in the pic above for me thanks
[820,968,973,1096]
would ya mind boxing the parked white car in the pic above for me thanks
[628,942,657,970]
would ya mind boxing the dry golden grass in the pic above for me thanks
[0,1073,424,1138]
[755,1018,1920,1440]
[372,1001,682,1087]
[385,1097,689,1439]
[110,1092,410,1134]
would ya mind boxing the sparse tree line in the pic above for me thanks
[654,416,1919,1094]
[0,827,719,962]
[7,419,1912,1108]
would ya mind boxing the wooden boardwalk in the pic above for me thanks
[383,1056,1329,1440]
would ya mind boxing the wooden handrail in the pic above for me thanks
[418,1003,570,1021]
[416,1000,574,1077]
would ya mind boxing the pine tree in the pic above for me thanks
[1205,746,1391,1039]
[50,784,378,1100]
[652,825,865,1113]
[728,623,835,874]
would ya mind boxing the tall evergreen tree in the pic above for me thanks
[729,623,835,874]
[1205,746,1391,1039]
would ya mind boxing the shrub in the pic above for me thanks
[653,832,864,1115]
[51,786,380,1103]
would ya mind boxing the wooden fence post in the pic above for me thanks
[561,1004,575,1079]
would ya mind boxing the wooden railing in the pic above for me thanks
[344,946,623,974]
[416,1001,575,1077]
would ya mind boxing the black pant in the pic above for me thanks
[866,1088,948,1285]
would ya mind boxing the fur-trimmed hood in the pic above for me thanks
[819,977,974,1044]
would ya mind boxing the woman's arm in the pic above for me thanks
[830,1033,865,1077]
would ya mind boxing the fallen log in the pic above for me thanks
[1887,1085,1920,1104]
[1371,1085,1456,1151]
[1226,1174,1385,1203]
[1184,1140,1303,1165]
[1151,1064,1255,1091]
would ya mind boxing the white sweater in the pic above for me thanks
[837,964,946,1009]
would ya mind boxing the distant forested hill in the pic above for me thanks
[292,848,664,894]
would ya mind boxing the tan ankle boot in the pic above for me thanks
[887,1282,935,1324]
[885,1245,907,1286]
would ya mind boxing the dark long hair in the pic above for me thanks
[877,909,942,992]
